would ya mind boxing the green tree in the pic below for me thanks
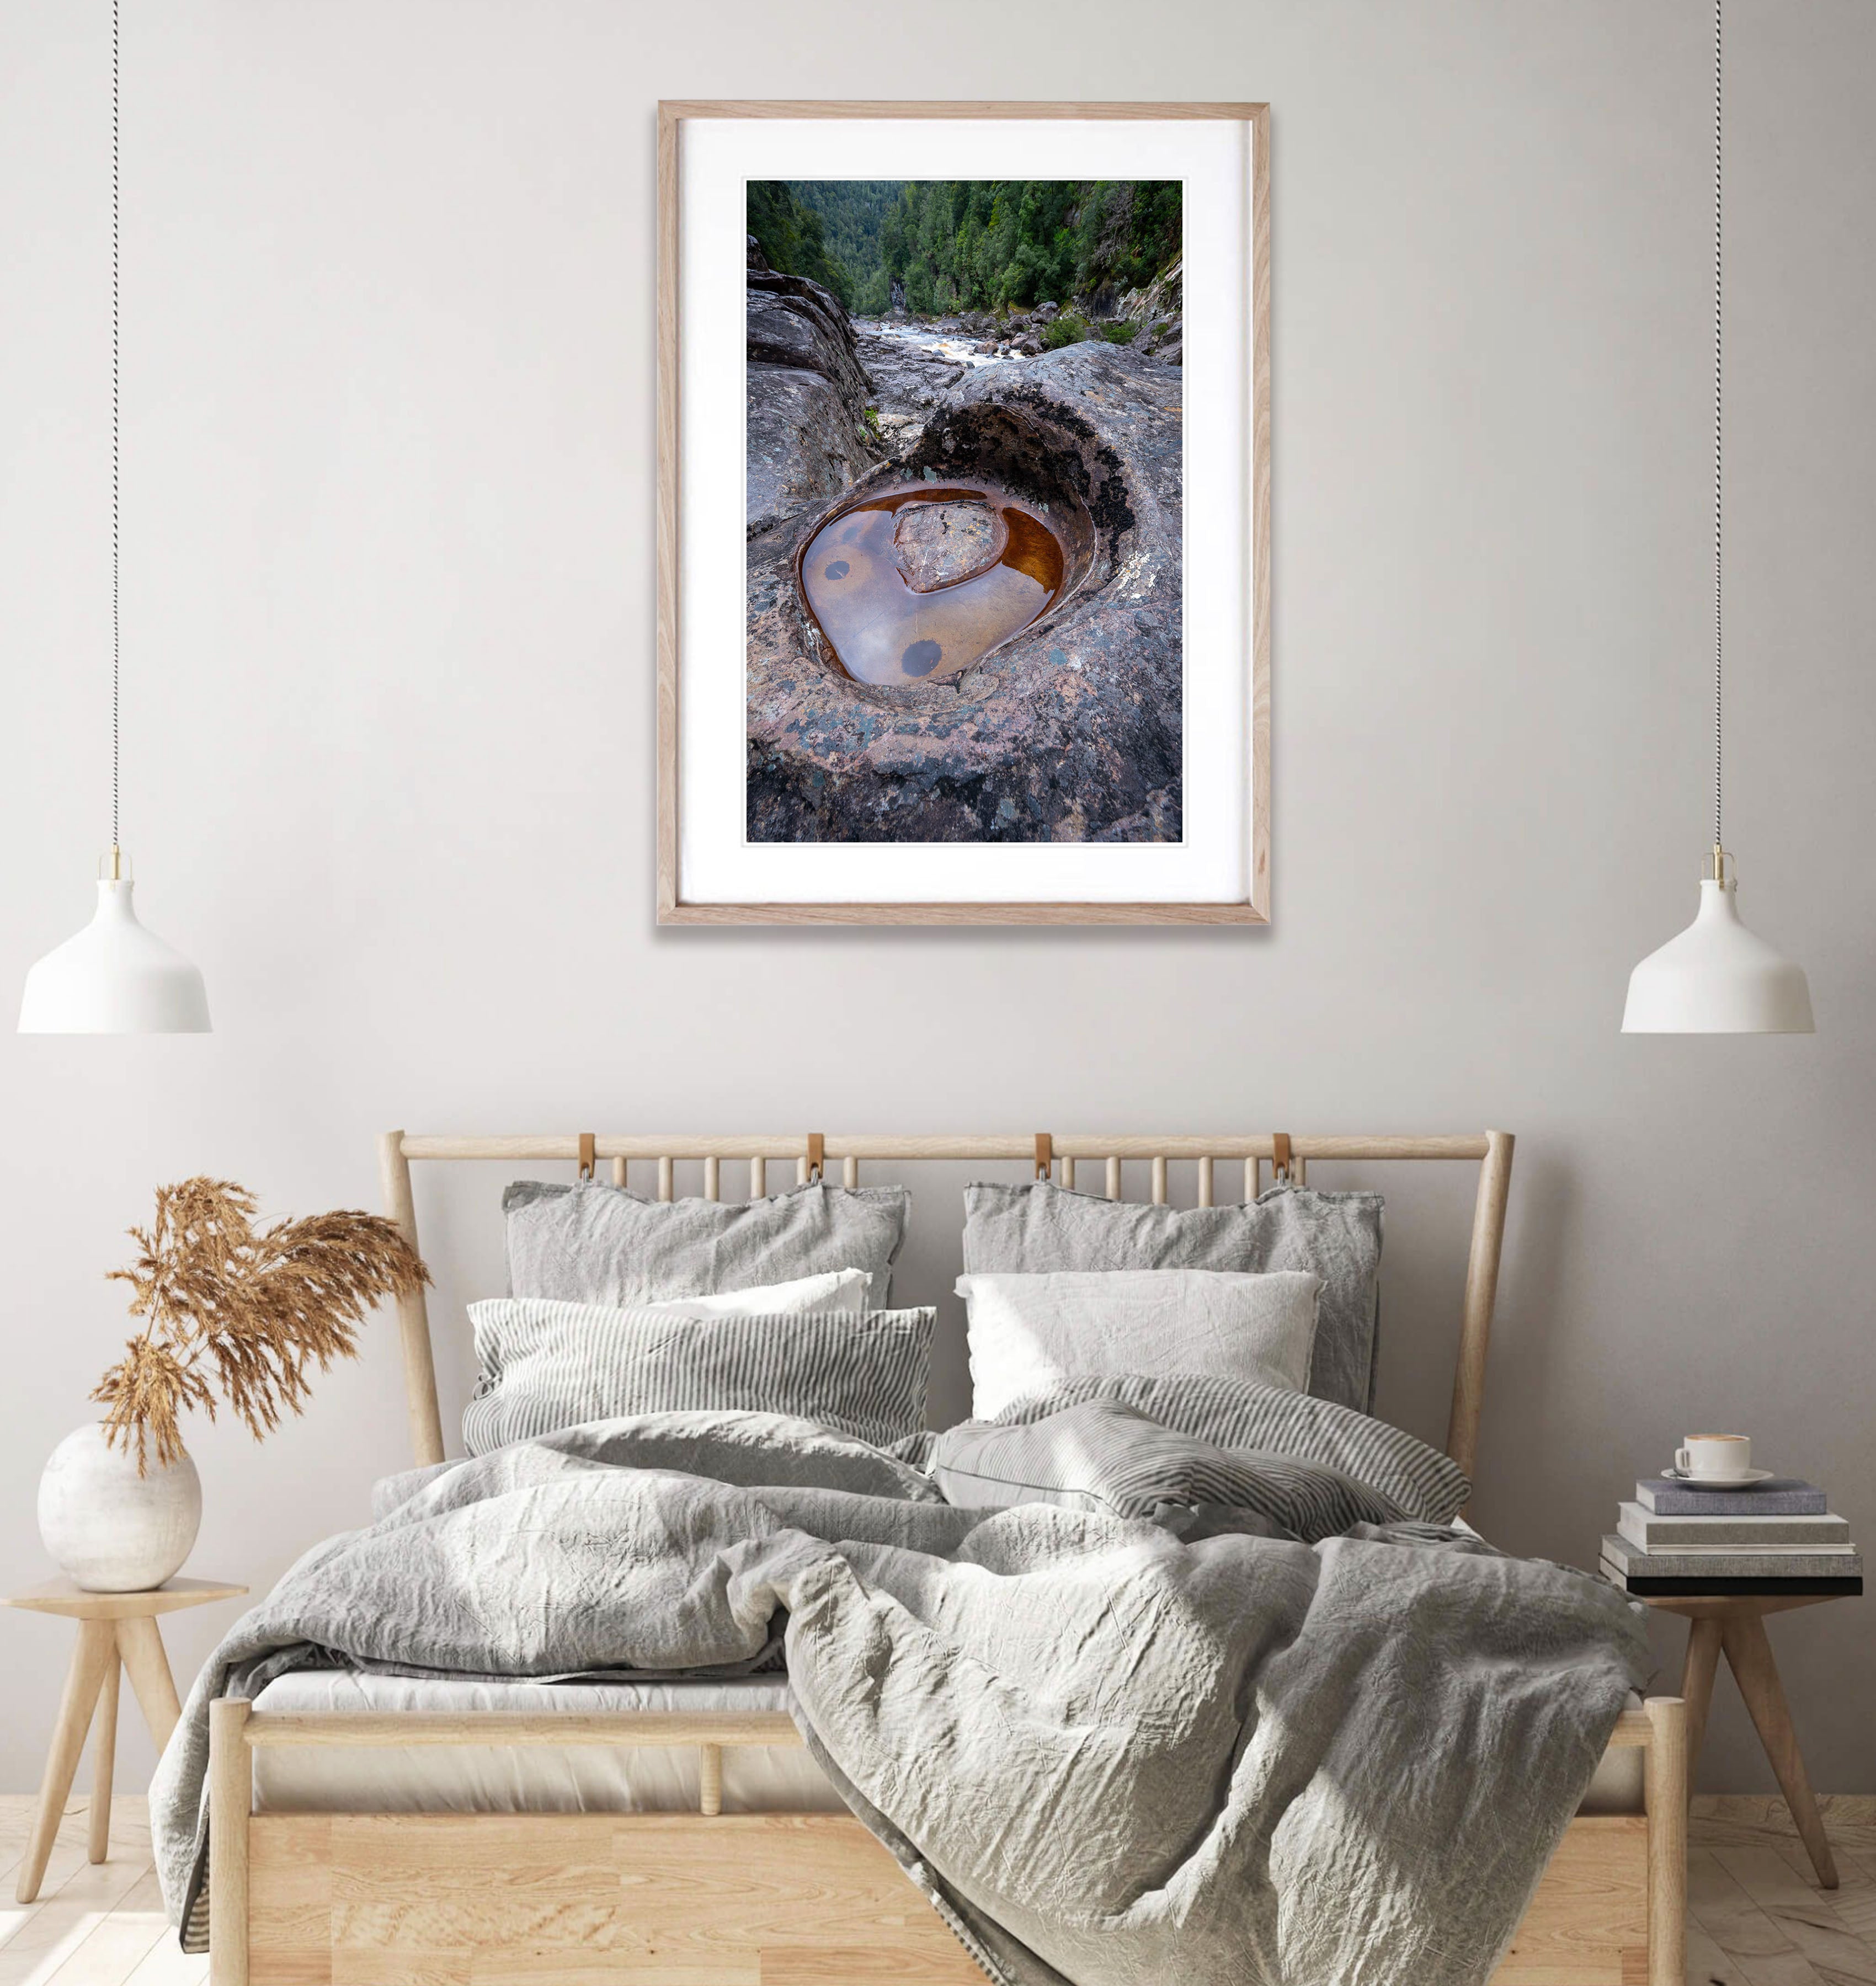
[758,179,1182,319]
[745,182,854,305]
[785,181,903,277]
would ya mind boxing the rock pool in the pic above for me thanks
[797,483,1065,686]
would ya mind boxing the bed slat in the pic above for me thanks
[241,1705,1650,1756]
[243,1712,802,1748]
[699,1743,723,1815]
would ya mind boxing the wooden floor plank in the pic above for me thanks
[0,1845,158,1986]
[1713,1848,1876,1986]
[41,1871,169,1986]
[117,1937,206,1986]
[121,1953,203,1986]
[1818,1854,1876,1948]
[1690,1915,1754,1985]
[1698,1806,1832,1853]
[1686,1850,1830,1986]
[0,1806,106,1952]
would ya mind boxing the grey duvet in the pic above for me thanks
[150,1406,1649,1986]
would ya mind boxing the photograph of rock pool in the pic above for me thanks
[746,179,1185,845]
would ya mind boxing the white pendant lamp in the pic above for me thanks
[1623,0,1812,1037]
[19,0,210,1036]
[20,852,209,1035]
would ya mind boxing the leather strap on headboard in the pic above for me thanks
[1034,1132,1053,1180]
[577,1132,596,1180]
[806,1132,825,1183]
[1271,1131,1292,1182]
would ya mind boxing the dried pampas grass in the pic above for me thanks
[94,1177,431,1473]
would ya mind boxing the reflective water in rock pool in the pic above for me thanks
[800,486,1065,687]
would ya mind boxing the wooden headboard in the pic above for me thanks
[379,1130,1515,1480]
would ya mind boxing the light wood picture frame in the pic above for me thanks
[657,100,1270,925]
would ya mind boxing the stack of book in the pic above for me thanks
[1601,1477,1863,1596]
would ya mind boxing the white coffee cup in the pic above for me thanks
[1676,1434,1752,1480]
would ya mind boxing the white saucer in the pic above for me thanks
[1662,1467,1775,1488]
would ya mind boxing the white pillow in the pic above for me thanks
[956,1269,1321,1422]
[636,1267,871,1317]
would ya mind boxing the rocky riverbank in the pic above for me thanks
[745,240,1184,842]
[745,237,885,538]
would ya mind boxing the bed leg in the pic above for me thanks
[699,1742,723,1817]
[1644,1695,1687,1986]
[209,1699,251,1986]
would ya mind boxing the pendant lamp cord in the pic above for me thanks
[110,0,120,855]
[1712,0,1724,855]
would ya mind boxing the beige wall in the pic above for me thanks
[1,0,1871,1798]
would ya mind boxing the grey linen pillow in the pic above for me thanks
[505,1178,910,1311]
[928,1397,1409,1542]
[463,1299,936,1455]
[962,1179,1384,1411]
[984,1371,1469,1524]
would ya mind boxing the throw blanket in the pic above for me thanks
[151,1409,1649,1986]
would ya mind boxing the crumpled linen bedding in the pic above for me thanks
[151,1404,1649,1986]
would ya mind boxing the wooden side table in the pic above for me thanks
[4,1574,246,1904]
[1646,1592,1843,1888]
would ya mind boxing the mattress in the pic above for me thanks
[248,1670,1644,1817]
[249,1672,843,1816]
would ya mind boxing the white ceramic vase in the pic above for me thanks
[38,1422,201,1592]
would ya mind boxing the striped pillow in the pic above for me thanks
[463,1299,935,1455]
[929,1399,1407,1541]
[472,1270,871,1398]
[988,1372,1469,1523]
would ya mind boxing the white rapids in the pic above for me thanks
[853,319,1009,369]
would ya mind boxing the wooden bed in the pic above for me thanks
[206,1129,1687,1986]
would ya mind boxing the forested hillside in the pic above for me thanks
[746,182,854,305]
[786,182,900,290]
[749,179,1181,318]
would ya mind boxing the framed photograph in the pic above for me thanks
[657,100,1269,925]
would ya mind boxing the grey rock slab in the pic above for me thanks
[747,366,878,541]
[745,266,881,534]
[892,500,1005,591]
